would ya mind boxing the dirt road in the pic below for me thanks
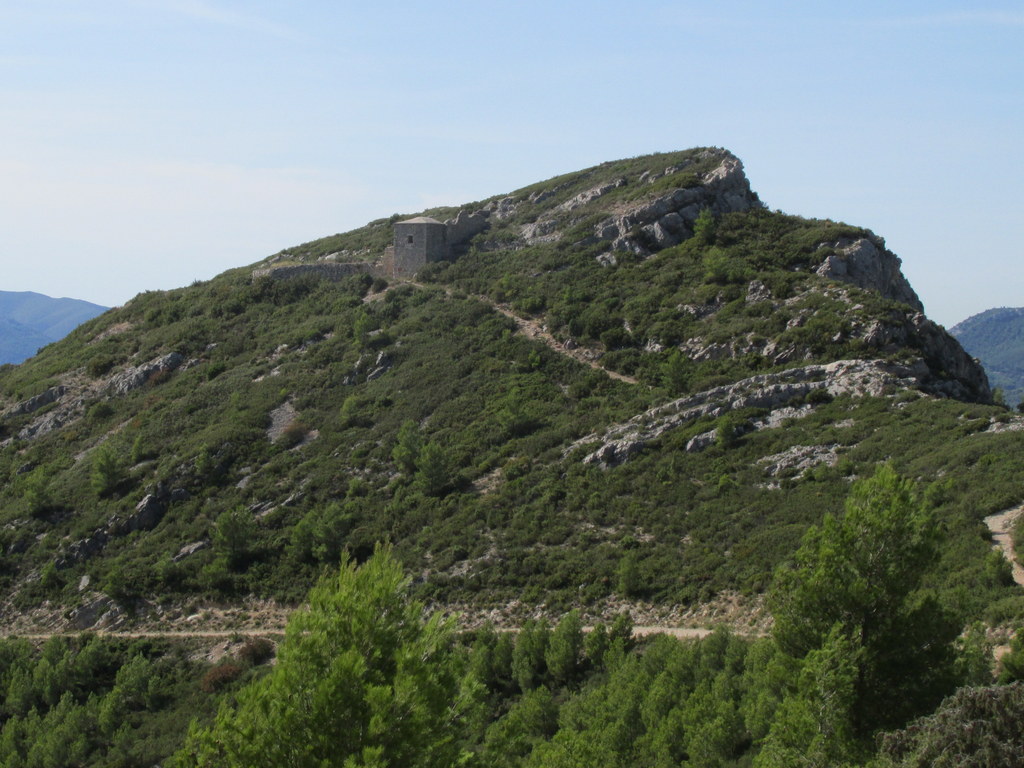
[985,504,1024,587]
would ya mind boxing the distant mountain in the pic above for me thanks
[950,307,1024,406]
[0,290,107,364]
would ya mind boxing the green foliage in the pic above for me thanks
[0,634,224,768]
[769,465,961,736]
[876,682,1024,767]
[756,625,862,767]
[616,551,642,598]
[544,610,583,687]
[86,355,115,378]
[416,441,452,496]
[998,627,1024,683]
[213,508,257,570]
[660,349,689,394]
[392,419,422,474]
[176,545,472,767]
[90,444,123,497]
[715,412,747,449]
[482,686,559,768]
[18,467,53,516]
[512,619,550,693]
[692,207,717,246]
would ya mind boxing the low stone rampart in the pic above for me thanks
[251,262,382,282]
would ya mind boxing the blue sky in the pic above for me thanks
[1,1,1021,327]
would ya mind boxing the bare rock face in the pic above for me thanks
[595,150,763,256]
[106,352,183,396]
[3,386,67,417]
[56,529,109,569]
[558,178,627,212]
[816,236,923,311]
[110,488,169,536]
[574,358,928,467]
[856,312,991,401]
[759,444,841,478]
[69,595,119,630]
[173,540,210,562]
[56,483,177,569]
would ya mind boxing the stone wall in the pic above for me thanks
[445,209,489,248]
[251,262,380,282]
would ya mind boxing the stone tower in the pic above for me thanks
[391,217,448,278]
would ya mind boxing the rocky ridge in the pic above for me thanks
[507,149,763,259]
[2,351,186,444]
[574,357,930,468]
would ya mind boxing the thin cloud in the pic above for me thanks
[140,0,300,40]
[870,11,1024,28]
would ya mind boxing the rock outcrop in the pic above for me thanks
[106,352,183,396]
[574,358,928,467]
[512,149,762,254]
[56,483,180,569]
[816,236,923,311]
[3,386,67,418]
[593,150,762,256]
[858,312,991,401]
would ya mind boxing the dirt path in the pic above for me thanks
[3,624,729,644]
[402,281,640,385]
[483,300,640,385]
[985,504,1024,587]
[8,629,286,641]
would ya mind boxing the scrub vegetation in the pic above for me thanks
[1,149,1023,764]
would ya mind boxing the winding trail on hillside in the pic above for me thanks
[400,281,640,385]
[985,504,1024,587]
[482,299,641,385]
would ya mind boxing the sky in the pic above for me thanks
[1,1,1021,328]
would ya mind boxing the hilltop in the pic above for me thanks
[951,306,1024,407]
[0,147,1020,637]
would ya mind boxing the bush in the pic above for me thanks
[87,355,115,378]
[278,419,309,449]
[200,662,244,693]
[91,444,123,497]
[238,637,275,666]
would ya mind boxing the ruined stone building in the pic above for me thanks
[388,217,449,278]
[381,210,490,279]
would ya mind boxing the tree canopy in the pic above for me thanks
[175,545,471,768]
[766,465,961,742]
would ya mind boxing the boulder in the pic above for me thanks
[56,529,109,569]
[4,386,67,417]
[173,540,210,562]
[106,352,183,396]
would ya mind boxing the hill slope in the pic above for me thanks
[950,307,1024,407]
[0,291,108,364]
[0,147,1020,639]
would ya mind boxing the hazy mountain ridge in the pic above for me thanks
[0,290,108,364]
[0,148,1019,641]
[950,306,1024,407]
